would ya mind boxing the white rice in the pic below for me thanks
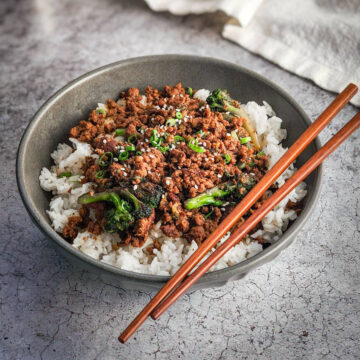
[39,93,307,275]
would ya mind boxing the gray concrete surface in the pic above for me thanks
[1,0,359,359]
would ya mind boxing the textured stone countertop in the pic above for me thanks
[1,0,359,359]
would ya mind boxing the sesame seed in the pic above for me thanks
[218,174,222,178]
[123,172,127,176]
[166,180,170,186]
[221,208,225,211]
[114,158,118,162]
[194,184,198,189]
[102,139,107,144]
[133,185,138,190]
[149,154,155,158]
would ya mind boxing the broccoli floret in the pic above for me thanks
[184,176,256,210]
[117,189,153,220]
[132,182,165,208]
[184,182,236,210]
[78,191,134,232]
[206,89,260,149]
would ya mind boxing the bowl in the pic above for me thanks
[16,55,322,291]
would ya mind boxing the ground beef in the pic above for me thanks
[70,120,98,142]
[63,216,83,240]
[65,83,270,247]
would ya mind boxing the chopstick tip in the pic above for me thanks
[118,334,126,344]
[150,312,158,320]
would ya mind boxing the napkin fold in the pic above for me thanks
[145,0,263,27]
[144,0,360,106]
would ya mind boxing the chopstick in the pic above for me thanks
[151,111,360,318]
[119,84,358,343]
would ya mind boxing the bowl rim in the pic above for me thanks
[16,54,323,284]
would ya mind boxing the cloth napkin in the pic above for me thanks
[144,0,360,107]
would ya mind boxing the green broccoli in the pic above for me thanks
[184,182,235,210]
[206,89,260,149]
[132,182,165,208]
[78,191,134,232]
[117,189,153,220]
[184,176,256,210]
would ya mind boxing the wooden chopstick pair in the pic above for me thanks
[119,83,359,343]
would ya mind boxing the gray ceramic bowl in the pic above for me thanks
[17,55,322,291]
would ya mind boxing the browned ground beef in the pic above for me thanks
[63,83,269,247]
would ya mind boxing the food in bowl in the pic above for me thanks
[39,83,307,275]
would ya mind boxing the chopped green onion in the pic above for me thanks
[127,134,138,144]
[118,151,129,161]
[186,87,193,97]
[249,162,255,167]
[175,111,183,120]
[162,132,170,138]
[223,153,231,164]
[237,162,246,170]
[59,172,72,178]
[135,151,142,156]
[166,118,176,127]
[188,138,204,153]
[115,128,125,136]
[257,151,265,156]
[204,210,214,219]
[95,108,106,116]
[99,152,113,167]
[95,170,105,179]
[150,129,161,147]
[158,145,169,154]
[231,131,239,141]
[126,145,136,152]
[240,137,252,145]
[174,135,185,144]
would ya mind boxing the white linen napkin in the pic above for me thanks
[144,0,263,27]
[144,0,360,107]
